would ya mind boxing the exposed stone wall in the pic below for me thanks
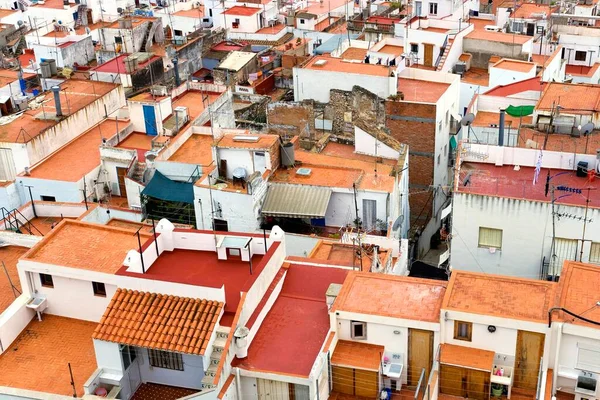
[385,100,436,226]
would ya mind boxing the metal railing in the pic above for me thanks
[435,35,449,69]
[0,207,44,236]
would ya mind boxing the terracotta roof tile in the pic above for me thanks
[333,271,447,322]
[440,344,494,371]
[93,288,223,356]
[556,261,600,328]
[443,271,556,323]
[331,340,384,371]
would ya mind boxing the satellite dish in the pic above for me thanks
[117,7,123,12]
[460,113,475,126]
[392,215,404,231]
[580,122,594,136]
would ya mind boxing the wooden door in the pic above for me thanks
[116,167,127,197]
[332,365,354,395]
[467,369,489,400]
[424,44,433,66]
[408,329,434,387]
[257,378,290,399]
[514,330,545,390]
[440,364,465,397]
[355,369,378,398]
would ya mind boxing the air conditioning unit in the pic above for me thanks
[454,61,466,76]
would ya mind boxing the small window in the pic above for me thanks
[120,345,137,370]
[410,43,418,53]
[209,8,213,17]
[114,36,123,44]
[478,227,503,249]
[575,51,587,61]
[235,18,240,23]
[454,321,472,341]
[92,281,106,297]
[40,195,56,202]
[174,29,183,36]
[40,273,54,288]
[351,321,367,340]
[300,18,305,23]
[438,120,442,132]
[444,144,448,156]
[148,349,184,370]
[437,154,441,165]
[429,2,438,15]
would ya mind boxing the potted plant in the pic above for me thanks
[491,383,503,398]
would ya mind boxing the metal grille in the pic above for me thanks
[148,349,184,371]
[590,242,600,265]
[549,238,578,276]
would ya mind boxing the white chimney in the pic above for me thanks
[234,326,250,358]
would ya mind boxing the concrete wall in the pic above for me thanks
[463,38,531,68]
[0,182,22,211]
[0,295,34,355]
[293,67,396,103]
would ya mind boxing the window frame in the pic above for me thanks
[478,226,503,249]
[410,43,418,54]
[40,273,54,288]
[40,195,56,202]
[300,18,305,24]
[429,2,438,15]
[575,51,587,61]
[453,320,472,342]
[148,349,184,371]
[120,345,137,371]
[114,36,123,44]
[350,321,367,340]
[590,242,600,264]
[92,281,107,297]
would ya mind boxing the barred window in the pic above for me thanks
[148,349,184,371]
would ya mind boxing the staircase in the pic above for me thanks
[201,326,230,390]
[130,162,146,183]
[144,19,162,52]
[436,37,454,71]
[74,4,88,28]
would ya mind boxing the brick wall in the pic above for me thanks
[385,100,437,225]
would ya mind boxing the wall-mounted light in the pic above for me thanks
[444,311,448,321]
[488,325,496,333]
[393,330,401,335]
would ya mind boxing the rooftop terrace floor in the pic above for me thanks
[0,246,27,314]
[116,248,267,314]
[0,315,97,397]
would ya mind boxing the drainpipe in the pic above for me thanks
[235,367,242,399]
[172,58,181,87]
[498,109,505,147]
[51,86,62,117]
[552,322,563,396]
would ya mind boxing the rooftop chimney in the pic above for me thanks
[51,86,62,117]
[172,58,181,87]
[498,109,505,147]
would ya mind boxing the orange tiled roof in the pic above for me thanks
[331,340,384,371]
[333,271,447,322]
[466,30,533,45]
[93,288,224,356]
[440,344,494,371]
[443,271,556,323]
[556,261,600,328]
[492,59,536,73]
[537,82,600,113]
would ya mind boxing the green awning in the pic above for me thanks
[505,105,534,117]
[141,170,194,204]
[262,184,332,218]
[450,136,457,150]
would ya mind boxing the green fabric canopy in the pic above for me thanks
[141,170,194,204]
[505,105,534,117]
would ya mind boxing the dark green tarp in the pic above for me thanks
[141,170,194,204]
[505,105,534,117]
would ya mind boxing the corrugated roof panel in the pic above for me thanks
[261,184,332,218]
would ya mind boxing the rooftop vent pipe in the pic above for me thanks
[498,109,505,147]
[51,86,62,117]
[172,58,181,87]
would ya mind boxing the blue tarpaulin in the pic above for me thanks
[141,170,194,204]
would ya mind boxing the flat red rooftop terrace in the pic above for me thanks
[457,163,600,208]
[233,264,348,377]
[116,243,278,314]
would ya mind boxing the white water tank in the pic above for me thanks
[234,326,249,359]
